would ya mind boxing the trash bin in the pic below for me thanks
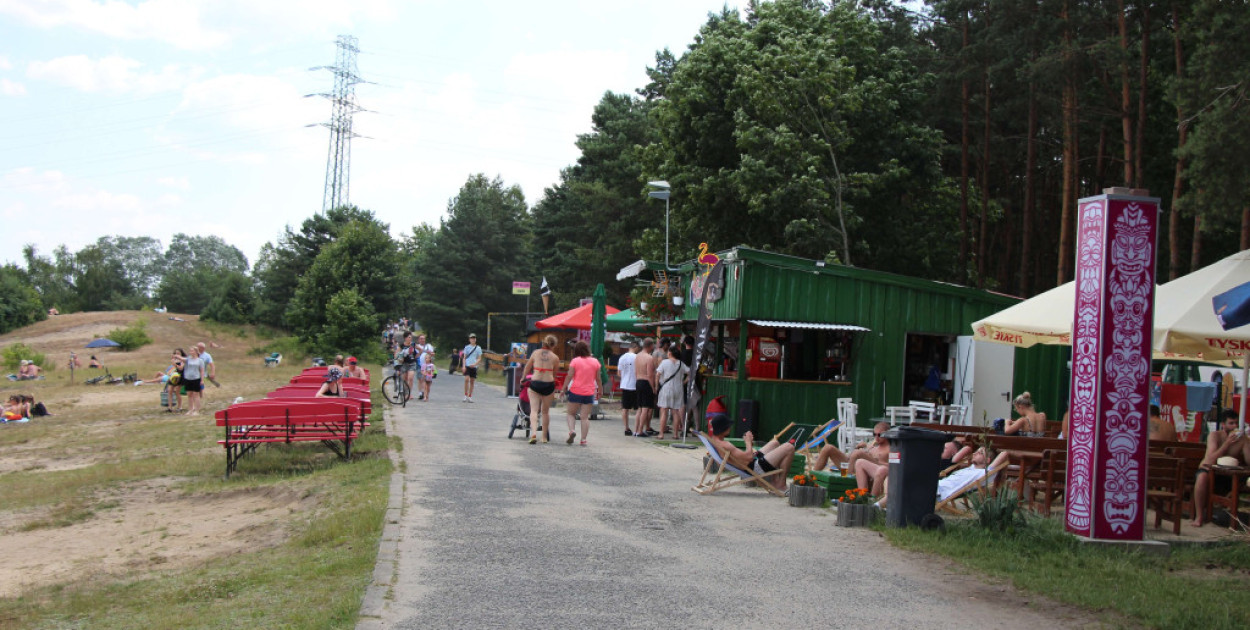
[504,366,519,398]
[884,425,953,528]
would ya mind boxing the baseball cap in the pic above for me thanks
[347,356,358,364]
[468,333,477,338]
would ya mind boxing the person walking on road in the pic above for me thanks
[462,334,483,402]
[562,341,601,446]
[522,335,560,444]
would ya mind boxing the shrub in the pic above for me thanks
[2,343,47,370]
[969,488,1025,532]
[249,336,308,362]
[106,320,153,352]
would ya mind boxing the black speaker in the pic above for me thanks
[735,399,759,438]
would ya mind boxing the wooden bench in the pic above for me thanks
[288,375,369,387]
[214,401,369,477]
[265,387,372,415]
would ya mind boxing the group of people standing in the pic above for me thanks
[617,336,693,440]
[387,327,485,404]
[156,342,217,415]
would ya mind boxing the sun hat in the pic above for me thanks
[1217,456,1240,467]
[324,367,343,382]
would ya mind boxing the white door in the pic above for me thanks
[953,336,1016,426]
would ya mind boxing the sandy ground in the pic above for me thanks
[0,311,315,598]
[0,479,312,597]
[362,373,1113,629]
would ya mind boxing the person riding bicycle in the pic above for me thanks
[396,331,419,402]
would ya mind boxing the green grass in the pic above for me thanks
[0,346,392,629]
[884,517,1250,629]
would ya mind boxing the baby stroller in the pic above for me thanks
[508,376,533,439]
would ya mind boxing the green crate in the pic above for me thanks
[813,470,857,495]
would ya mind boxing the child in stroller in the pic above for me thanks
[509,375,534,439]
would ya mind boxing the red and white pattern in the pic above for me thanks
[1065,195,1158,540]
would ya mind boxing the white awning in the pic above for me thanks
[748,320,871,332]
[616,259,647,281]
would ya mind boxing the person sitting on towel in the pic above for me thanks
[706,413,794,492]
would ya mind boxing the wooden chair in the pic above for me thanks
[1146,454,1186,535]
[796,418,842,472]
[692,432,785,497]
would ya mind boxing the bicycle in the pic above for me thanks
[382,361,412,407]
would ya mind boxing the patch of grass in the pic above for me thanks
[884,517,1250,629]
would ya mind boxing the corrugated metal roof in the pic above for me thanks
[748,320,871,332]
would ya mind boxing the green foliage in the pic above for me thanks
[312,288,381,361]
[413,174,532,350]
[968,488,1025,533]
[201,272,256,324]
[92,235,165,298]
[2,343,47,370]
[155,268,220,314]
[106,320,153,352]
[249,336,307,362]
[287,218,399,346]
[0,264,46,334]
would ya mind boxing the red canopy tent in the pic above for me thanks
[534,303,620,330]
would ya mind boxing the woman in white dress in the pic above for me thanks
[655,347,688,439]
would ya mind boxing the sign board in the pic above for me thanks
[512,281,531,295]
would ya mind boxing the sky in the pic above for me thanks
[0,0,738,268]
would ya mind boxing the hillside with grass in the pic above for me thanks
[0,311,389,629]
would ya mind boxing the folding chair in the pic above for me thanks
[935,460,1009,515]
[692,432,785,497]
[796,418,842,472]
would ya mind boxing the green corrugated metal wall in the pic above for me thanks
[691,248,1069,436]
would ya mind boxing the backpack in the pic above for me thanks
[30,402,48,417]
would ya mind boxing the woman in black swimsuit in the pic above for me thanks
[523,335,560,444]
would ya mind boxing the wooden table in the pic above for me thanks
[1209,465,1250,531]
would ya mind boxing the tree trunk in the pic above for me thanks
[1022,79,1038,296]
[1058,0,1079,285]
[1191,210,1203,270]
[1135,4,1149,188]
[1096,124,1107,194]
[1119,0,1134,187]
[960,12,971,285]
[1169,2,1186,280]
[978,72,991,287]
[1242,207,1250,251]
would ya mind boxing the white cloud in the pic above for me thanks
[0,0,230,50]
[26,55,195,94]
[52,189,142,213]
[1,167,69,193]
[155,176,190,190]
[1,77,26,95]
[0,55,12,70]
[0,0,397,51]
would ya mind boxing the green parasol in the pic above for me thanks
[590,283,608,387]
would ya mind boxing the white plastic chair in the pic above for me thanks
[941,404,969,426]
[837,399,862,453]
[909,400,937,424]
[885,405,913,426]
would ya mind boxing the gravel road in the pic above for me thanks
[359,373,1100,629]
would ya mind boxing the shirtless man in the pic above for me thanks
[706,413,794,492]
[1147,404,1177,441]
[852,422,892,496]
[633,338,658,437]
[1192,409,1250,527]
[811,421,891,476]
[344,356,367,380]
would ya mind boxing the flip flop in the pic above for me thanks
[567,432,576,444]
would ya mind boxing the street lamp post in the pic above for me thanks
[647,180,671,269]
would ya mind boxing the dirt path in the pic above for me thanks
[361,374,1106,629]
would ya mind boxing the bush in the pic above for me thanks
[969,488,1025,532]
[2,343,47,371]
[249,336,308,362]
[106,320,153,352]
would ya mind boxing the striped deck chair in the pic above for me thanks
[796,418,842,472]
[692,432,785,497]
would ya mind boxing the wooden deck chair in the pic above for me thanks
[935,460,1010,515]
[692,432,786,497]
[796,418,842,472]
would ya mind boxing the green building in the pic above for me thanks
[629,247,1069,437]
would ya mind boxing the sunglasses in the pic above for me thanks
[873,432,885,438]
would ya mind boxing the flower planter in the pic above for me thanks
[788,484,826,507]
[836,501,881,527]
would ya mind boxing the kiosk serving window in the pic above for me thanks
[744,320,869,383]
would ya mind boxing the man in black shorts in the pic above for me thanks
[633,338,658,436]
[462,333,483,403]
[618,341,639,435]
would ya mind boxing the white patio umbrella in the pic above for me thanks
[1153,249,1250,429]
[970,282,1074,348]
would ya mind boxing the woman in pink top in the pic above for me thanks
[561,341,601,446]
